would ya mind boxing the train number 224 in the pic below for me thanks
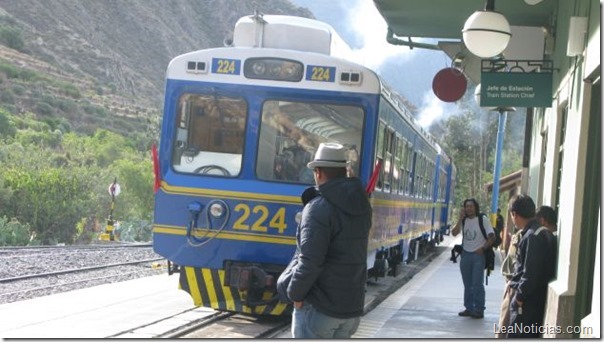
[232,204,287,234]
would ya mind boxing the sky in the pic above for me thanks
[290,0,465,129]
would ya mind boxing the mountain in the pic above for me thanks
[0,0,312,138]
[0,0,526,153]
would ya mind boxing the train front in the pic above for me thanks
[151,47,370,315]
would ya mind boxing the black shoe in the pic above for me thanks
[471,312,484,319]
[458,310,472,317]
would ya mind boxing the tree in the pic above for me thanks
[437,91,524,213]
[3,167,95,244]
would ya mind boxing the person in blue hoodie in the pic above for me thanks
[281,142,372,338]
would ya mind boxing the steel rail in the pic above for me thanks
[0,257,165,283]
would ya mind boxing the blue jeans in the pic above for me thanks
[460,250,486,314]
[292,302,360,338]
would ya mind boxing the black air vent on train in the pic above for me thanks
[186,61,207,74]
[339,71,362,85]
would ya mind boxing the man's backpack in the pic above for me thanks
[462,213,496,284]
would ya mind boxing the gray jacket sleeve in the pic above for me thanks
[287,198,332,302]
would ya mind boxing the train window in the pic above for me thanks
[416,154,425,198]
[399,140,408,194]
[375,121,386,190]
[400,141,409,194]
[393,136,401,194]
[440,169,447,201]
[172,93,247,177]
[256,100,364,183]
[426,161,434,198]
[418,155,423,198]
[383,129,395,193]
[422,158,428,198]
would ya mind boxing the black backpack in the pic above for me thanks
[462,213,496,284]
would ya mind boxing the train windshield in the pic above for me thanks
[171,93,247,177]
[257,100,364,183]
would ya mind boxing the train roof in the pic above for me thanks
[233,14,353,59]
[379,80,439,152]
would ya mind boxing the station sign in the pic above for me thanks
[480,60,553,108]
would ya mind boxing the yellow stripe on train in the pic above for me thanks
[153,225,296,245]
[160,181,301,204]
[160,181,448,209]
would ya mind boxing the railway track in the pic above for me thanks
[109,307,291,339]
[174,313,291,339]
[0,257,164,283]
[0,243,165,304]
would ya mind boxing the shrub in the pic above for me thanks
[35,101,54,116]
[1,89,14,103]
[0,26,25,51]
[11,84,25,95]
[0,216,31,246]
[116,219,152,242]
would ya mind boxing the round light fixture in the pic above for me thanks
[462,10,511,58]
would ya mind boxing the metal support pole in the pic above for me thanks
[490,109,507,225]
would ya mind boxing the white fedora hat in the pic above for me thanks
[307,143,348,169]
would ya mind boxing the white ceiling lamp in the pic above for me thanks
[462,0,511,58]
[524,0,543,5]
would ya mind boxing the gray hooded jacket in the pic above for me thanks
[287,177,372,318]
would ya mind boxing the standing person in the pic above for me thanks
[496,200,522,338]
[536,205,558,235]
[506,195,557,338]
[496,208,504,246]
[451,198,495,318]
[451,198,496,319]
[282,142,372,338]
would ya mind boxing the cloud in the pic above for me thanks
[338,0,463,127]
[417,91,459,128]
[344,0,413,70]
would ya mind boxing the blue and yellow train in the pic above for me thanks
[152,14,456,316]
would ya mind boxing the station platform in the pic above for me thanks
[352,234,506,339]
[1,235,506,339]
[0,274,199,338]
[274,234,506,339]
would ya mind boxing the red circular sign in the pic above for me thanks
[432,67,467,102]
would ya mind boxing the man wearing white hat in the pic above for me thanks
[280,142,372,338]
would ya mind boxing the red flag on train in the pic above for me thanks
[152,143,161,193]
[366,159,382,194]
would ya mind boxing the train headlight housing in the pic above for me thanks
[251,61,266,75]
[244,58,303,82]
[209,202,226,219]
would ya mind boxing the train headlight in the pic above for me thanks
[295,211,303,224]
[244,58,303,82]
[251,61,266,75]
[209,202,225,219]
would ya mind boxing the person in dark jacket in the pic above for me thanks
[284,142,372,338]
[505,194,557,338]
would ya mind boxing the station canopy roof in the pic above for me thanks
[373,0,557,40]
[373,0,558,84]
